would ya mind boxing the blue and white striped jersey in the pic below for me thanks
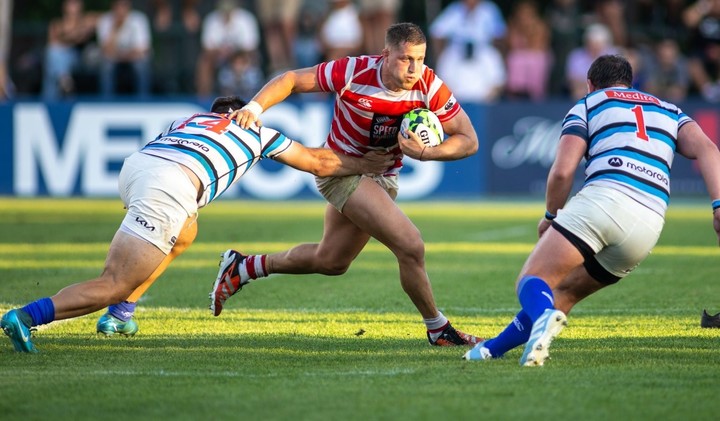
[561,87,693,215]
[140,112,293,208]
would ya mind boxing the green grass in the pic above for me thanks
[1,198,719,420]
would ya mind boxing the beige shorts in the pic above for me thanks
[554,184,665,280]
[256,0,302,22]
[118,152,199,254]
[316,174,399,212]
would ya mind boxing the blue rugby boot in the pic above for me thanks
[463,341,493,361]
[520,309,567,367]
[96,313,139,337]
[1,309,38,353]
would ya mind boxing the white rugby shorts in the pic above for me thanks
[554,184,665,279]
[118,152,199,254]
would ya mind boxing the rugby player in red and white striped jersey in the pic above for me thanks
[213,22,483,347]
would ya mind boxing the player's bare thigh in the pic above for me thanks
[341,177,422,253]
[552,266,607,314]
[103,229,167,290]
[50,230,167,319]
[517,226,585,291]
[314,203,370,264]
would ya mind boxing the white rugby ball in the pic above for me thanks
[400,108,444,147]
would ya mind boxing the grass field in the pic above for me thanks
[1,198,719,420]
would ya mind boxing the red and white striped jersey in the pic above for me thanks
[316,55,460,174]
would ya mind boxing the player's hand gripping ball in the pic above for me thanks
[400,108,444,147]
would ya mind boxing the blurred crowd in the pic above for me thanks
[4,0,720,103]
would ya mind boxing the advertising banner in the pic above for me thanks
[0,99,715,199]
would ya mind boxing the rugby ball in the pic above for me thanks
[400,108,444,147]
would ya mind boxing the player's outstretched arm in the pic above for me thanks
[274,142,395,177]
[677,121,720,245]
[230,66,322,129]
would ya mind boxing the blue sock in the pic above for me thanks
[517,275,554,322]
[484,310,532,358]
[108,301,136,322]
[21,297,55,327]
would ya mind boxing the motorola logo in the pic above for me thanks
[608,157,623,167]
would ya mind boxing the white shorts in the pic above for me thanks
[118,152,199,254]
[554,184,665,282]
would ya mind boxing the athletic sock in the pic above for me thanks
[483,310,532,358]
[240,254,268,282]
[21,297,55,327]
[517,275,555,322]
[108,301,136,322]
[424,312,450,342]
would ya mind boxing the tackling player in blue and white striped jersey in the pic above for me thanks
[0,96,395,352]
[464,54,720,366]
[142,111,292,207]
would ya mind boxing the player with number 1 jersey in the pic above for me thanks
[562,87,692,216]
[463,54,720,366]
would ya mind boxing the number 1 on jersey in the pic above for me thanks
[631,105,649,141]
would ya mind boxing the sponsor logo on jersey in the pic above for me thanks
[150,137,211,152]
[358,98,373,109]
[606,90,660,105]
[444,96,456,111]
[369,113,401,148]
[608,157,623,167]
[626,162,669,186]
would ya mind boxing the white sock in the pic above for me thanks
[424,312,449,341]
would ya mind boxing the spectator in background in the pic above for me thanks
[196,0,261,98]
[294,3,324,69]
[504,0,552,101]
[624,46,651,90]
[683,0,720,102]
[591,0,629,48]
[150,0,201,95]
[42,0,98,100]
[565,23,619,99]
[545,0,583,97]
[629,0,690,48]
[97,0,151,98]
[357,0,401,55]
[430,0,507,103]
[0,0,14,101]
[644,38,690,102]
[319,0,362,61]
[255,0,301,76]
[217,50,263,99]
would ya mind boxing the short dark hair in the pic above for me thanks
[385,22,426,49]
[210,96,247,113]
[587,54,633,89]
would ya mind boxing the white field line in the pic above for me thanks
[86,368,417,378]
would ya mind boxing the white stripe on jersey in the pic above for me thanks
[140,113,292,207]
[561,87,692,216]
